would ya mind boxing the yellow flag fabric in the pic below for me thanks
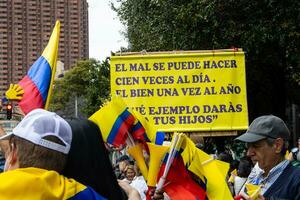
[215,159,230,178]
[285,150,290,159]
[180,136,233,199]
[181,136,206,182]
[181,136,197,165]
[228,169,237,183]
[127,144,148,179]
[147,142,169,187]
[188,151,207,183]
[245,183,261,199]
[196,149,233,200]
[0,167,86,200]
[43,20,60,109]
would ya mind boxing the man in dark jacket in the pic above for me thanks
[235,115,300,200]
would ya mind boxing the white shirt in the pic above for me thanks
[234,176,247,195]
[125,176,148,200]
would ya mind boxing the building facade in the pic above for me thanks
[0,0,89,96]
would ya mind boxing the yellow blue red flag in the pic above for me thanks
[0,167,106,199]
[89,97,135,147]
[6,21,60,114]
[157,134,207,200]
[181,136,233,200]
[128,108,165,144]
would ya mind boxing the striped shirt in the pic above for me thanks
[248,160,290,194]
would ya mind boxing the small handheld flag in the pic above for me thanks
[89,97,135,147]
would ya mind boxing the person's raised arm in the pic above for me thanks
[118,180,141,200]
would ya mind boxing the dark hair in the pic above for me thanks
[218,152,233,163]
[231,159,240,170]
[62,119,127,200]
[117,155,130,163]
[237,157,252,178]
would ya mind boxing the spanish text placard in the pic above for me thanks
[110,51,248,132]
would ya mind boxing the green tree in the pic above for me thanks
[49,59,110,118]
[112,0,300,120]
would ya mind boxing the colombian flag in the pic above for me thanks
[181,136,233,200]
[131,121,150,142]
[128,107,163,144]
[158,151,208,200]
[0,167,106,200]
[17,21,60,114]
[89,97,135,147]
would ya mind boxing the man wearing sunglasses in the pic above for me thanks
[235,115,300,200]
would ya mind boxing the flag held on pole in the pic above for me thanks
[5,21,60,115]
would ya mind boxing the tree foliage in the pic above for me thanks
[112,0,300,120]
[49,59,110,118]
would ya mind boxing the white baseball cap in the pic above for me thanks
[0,109,72,154]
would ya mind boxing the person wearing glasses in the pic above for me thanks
[235,115,300,200]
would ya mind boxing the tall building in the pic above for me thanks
[0,0,89,96]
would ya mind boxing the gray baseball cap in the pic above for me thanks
[235,115,290,143]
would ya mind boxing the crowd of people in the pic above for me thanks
[0,109,300,199]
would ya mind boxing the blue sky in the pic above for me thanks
[88,0,128,61]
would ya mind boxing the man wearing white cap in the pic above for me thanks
[0,109,106,199]
[235,115,300,200]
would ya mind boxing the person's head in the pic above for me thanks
[237,157,252,178]
[117,155,130,172]
[235,115,289,174]
[0,109,72,172]
[124,165,136,181]
[218,152,233,163]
